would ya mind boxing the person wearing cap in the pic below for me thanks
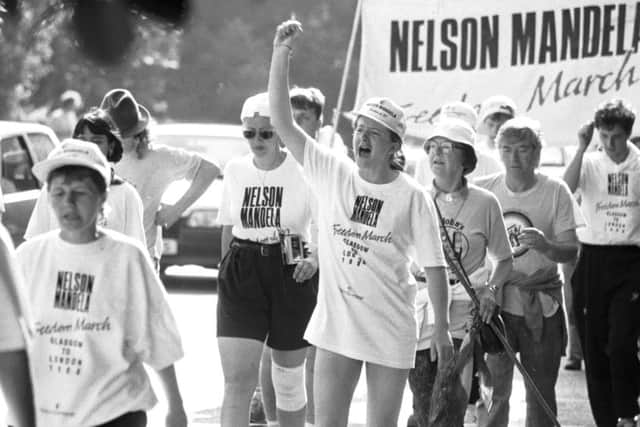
[0,223,36,427]
[15,139,186,427]
[269,20,453,427]
[414,101,502,187]
[48,89,84,140]
[25,108,146,245]
[563,99,640,427]
[216,91,318,427]
[407,118,513,427]
[290,86,349,157]
[476,95,517,153]
[475,117,579,427]
[100,88,220,268]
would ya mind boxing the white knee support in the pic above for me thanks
[271,361,306,412]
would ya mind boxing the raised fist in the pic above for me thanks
[274,20,303,49]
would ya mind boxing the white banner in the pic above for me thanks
[355,0,640,145]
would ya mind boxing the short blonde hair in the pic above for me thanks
[497,117,543,150]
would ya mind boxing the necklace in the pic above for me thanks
[432,182,469,227]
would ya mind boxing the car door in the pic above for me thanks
[1,132,56,245]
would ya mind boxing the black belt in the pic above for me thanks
[231,238,281,257]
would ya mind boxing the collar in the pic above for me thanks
[431,178,469,202]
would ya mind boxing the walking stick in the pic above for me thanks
[432,197,562,427]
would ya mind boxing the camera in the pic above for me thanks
[279,232,309,265]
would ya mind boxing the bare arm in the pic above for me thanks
[424,266,453,363]
[268,20,310,164]
[563,122,593,193]
[483,256,513,314]
[156,159,221,228]
[156,364,187,427]
[220,225,233,262]
[0,350,36,427]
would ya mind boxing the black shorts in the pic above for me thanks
[216,238,318,351]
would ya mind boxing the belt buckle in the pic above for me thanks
[260,245,268,256]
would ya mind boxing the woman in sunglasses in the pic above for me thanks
[25,108,145,245]
[215,92,318,427]
[408,118,513,426]
[269,21,453,427]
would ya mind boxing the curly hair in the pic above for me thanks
[594,99,636,134]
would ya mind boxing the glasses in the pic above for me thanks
[425,140,461,155]
[243,129,275,140]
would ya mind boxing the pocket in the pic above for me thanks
[219,248,262,301]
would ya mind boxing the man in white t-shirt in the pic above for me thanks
[0,224,36,427]
[476,117,579,427]
[563,99,640,427]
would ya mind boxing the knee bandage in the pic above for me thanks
[271,361,306,412]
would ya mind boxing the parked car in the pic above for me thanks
[154,123,249,281]
[0,121,59,245]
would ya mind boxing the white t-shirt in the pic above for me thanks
[15,229,183,427]
[218,152,314,243]
[317,126,349,157]
[414,149,502,186]
[115,145,202,258]
[0,186,4,213]
[303,140,446,369]
[577,143,640,245]
[475,173,577,317]
[24,179,146,246]
[0,225,29,351]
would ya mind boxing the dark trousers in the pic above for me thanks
[572,244,640,427]
[97,411,147,427]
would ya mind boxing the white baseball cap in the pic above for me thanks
[241,92,270,120]
[356,97,406,138]
[440,101,478,130]
[478,95,516,123]
[33,139,110,187]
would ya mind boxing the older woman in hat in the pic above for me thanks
[408,118,513,427]
[268,20,453,427]
[101,89,220,268]
[15,139,186,427]
[25,108,145,244]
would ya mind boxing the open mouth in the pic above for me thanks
[357,146,372,157]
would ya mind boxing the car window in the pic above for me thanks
[27,132,56,162]
[1,136,39,194]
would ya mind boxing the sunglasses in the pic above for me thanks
[243,129,275,140]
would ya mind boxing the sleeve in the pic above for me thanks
[331,132,349,157]
[0,186,4,213]
[411,190,446,268]
[123,184,147,247]
[217,162,235,226]
[164,145,203,182]
[577,153,591,191]
[553,180,578,237]
[0,227,28,351]
[125,245,183,370]
[485,194,512,262]
[24,189,55,240]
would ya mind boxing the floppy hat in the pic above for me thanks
[32,139,111,187]
[241,92,270,120]
[100,88,150,138]
[440,101,478,130]
[427,118,476,148]
[356,97,406,138]
[60,90,83,108]
[426,118,477,174]
[478,95,516,123]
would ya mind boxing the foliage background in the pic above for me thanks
[0,0,360,139]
